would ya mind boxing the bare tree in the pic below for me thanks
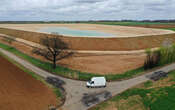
[40,35,72,69]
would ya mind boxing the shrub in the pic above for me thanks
[144,44,175,70]
[144,49,160,70]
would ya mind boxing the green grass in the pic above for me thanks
[0,42,145,81]
[120,86,175,110]
[0,51,63,101]
[83,21,175,26]
[91,70,175,110]
[53,88,63,98]
[167,28,175,31]
[144,81,153,88]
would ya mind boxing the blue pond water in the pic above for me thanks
[39,27,115,37]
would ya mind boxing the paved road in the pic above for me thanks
[0,34,158,55]
[0,48,175,110]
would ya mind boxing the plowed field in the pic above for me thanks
[0,55,58,110]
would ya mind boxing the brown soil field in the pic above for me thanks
[0,38,146,74]
[60,54,145,74]
[0,55,59,110]
[0,27,175,51]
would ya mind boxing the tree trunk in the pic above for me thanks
[53,54,56,69]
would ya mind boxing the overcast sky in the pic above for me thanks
[0,0,175,21]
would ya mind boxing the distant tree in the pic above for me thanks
[40,35,72,69]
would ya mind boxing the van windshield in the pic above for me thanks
[89,81,94,84]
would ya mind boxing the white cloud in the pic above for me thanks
[0,0,175,21]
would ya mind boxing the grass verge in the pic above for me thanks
[90,70,175,110]
[0,42,145,81]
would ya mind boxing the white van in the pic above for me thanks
[86,77,106,88]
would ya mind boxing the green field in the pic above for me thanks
[91,70,175,110]
[83,21,175,26]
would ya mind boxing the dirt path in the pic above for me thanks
[1,48,175,110]
[0,54,58,110]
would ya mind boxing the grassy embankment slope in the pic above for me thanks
[90,70,175,110]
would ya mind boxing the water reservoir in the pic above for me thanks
[39,27,115,37]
